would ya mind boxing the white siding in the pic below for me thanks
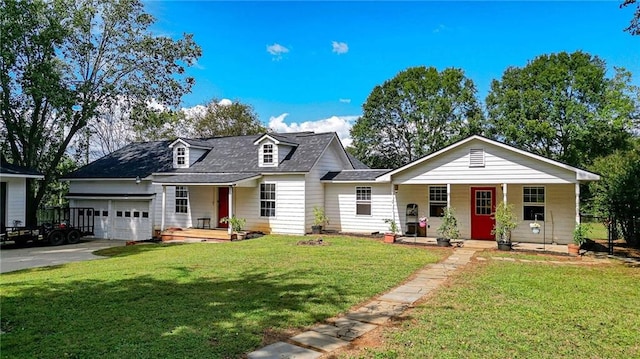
[393,139,577,184]
[153,184,191,229]
[235,174,306,235]
[305,140,352,232]
[325,183,392,234]
[507,183,576,244]
[189,148,207,166]
[3,178,27,227]
[70,180,152,194]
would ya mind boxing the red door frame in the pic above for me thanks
[218,187,229,228]
[470,187,496,240]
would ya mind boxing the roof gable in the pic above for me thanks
[380,135,600,183]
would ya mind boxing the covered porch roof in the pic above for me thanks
[152,173,262,186]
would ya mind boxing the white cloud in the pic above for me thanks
[339,98,351,104]
[218,98,232,106]
[266,43,289,60]
[433,24,447,33]
[331,41,349,54]
[268,113,359,147]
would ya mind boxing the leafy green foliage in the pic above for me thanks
[621,0,640,35]
[492,201,518,243]
[437,207,460,240]
[189,99,266,138]
[486,51,637,168]
[588,142,640,246]
[0,236,445,358]
[350,66,484,168]
[0,0,201,224]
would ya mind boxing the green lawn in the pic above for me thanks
[584,222,608,240]
[350,260,640,358]
[0,236,446,358]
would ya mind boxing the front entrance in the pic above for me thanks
[218,187,229,228]
[471,187,496,240]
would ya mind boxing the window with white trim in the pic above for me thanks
[523,186,544,220]
[356,186,371,215]
[429,186,447,217]
[175,186,188,214]
[176,147,186,166]
[260,183,276,217]
[263,144,273,164]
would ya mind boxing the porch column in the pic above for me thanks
[575,183,580,226]
[503,183,507,205]
[107,200,112,239]
[227,185,233,235]
[161,185,166,231]
[446,183,451,208]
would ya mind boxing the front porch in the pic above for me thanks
[396,236,569,254]
[160,228,232,242]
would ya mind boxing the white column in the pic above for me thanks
[446,183,451,208]
[575,183,580,226]
[228,185,233,235]
[161,185,166,231]
[503,183,507,205]
[107,200,112,239]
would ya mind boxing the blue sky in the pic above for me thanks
[145,1,639,142]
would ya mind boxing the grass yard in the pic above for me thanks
[0,236,446,358]
[345,260,640,358]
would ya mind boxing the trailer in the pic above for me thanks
[0,207,95,246]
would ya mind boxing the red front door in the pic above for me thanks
[471,187,496,240]
[218,187,229,228]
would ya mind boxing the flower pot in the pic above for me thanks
[436,238,451,247]
[567,243,580,256]
[419,221,427,228]
[311,225,323,234]
[384,233,396,243]
[497,242,512,251]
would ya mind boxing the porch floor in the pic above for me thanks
[397,236,569,254]
[160,228,231,242]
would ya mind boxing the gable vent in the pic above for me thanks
[469,148,485,167]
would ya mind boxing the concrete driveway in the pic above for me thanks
[0,239,125,273]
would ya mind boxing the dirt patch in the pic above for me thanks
[297,238,329,246]
[590,239,640,260]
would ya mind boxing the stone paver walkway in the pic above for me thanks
[247,248,476,359]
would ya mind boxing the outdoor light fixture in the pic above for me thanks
[135,176,141,185]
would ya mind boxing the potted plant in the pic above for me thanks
[436,207,459,247]
[492,202,518,251]
[220,216,247,240]
[311,206,329,234]
[383,218,399,243]
[569,223,589,256]
[529,221,541,234]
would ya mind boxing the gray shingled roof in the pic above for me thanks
[181,138,213,148]
[0,160,44,177]
[64,132,352,179]
[63,140,174,179]
[321,169,390,182]
[347,153,370,169]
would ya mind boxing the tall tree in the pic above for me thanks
[0,0,201,225]
[350,66,484,169]
[486,51,637,167]
[186,99,266,138]
[621,0,640,35]
[589,141,640,247]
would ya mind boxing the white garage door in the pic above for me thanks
[73,200,109,239]
[72,200,151,241]
[113,201,152,241]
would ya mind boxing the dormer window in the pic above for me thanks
[263,144,273,164]
[176,147,186,165]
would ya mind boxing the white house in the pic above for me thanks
[63,133,600,244]
[1,161,44,230]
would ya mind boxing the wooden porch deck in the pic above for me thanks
[160,228,231,242]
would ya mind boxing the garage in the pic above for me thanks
[70,198,153,241]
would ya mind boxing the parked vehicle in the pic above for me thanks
[0,207,94,246]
